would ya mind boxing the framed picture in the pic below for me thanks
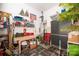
[30,13,37,22]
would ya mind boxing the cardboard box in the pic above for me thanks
[30,44,37,49]
[68,35,79,43]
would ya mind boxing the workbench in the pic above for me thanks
[14,35,37,55]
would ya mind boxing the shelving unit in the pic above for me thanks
[0,11,12,50]
[13,15,37,55]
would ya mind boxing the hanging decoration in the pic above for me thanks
[24,11,29,17]
[19,9,29,17]
[19,9,25,16]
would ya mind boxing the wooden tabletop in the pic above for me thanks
[68,41,79,45]
[14,35,35,42]
[14,35,36,54]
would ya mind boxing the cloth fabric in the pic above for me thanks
[43,33,51,44]
[24,32,34,36]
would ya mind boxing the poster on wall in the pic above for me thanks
[30,13,37,22]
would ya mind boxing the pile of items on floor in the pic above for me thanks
[0,41,67,56]
[20,45,67,56]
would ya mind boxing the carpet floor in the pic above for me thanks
[20,45,67,56]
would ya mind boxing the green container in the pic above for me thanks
[69,43,79,56]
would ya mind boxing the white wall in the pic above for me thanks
[0,3,41,16]
[0,3,41,36]
[44,4,59,33]
[0,3,59,34]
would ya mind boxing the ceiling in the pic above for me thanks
[27,3,58,11]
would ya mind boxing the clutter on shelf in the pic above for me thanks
[13,16,34,27]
